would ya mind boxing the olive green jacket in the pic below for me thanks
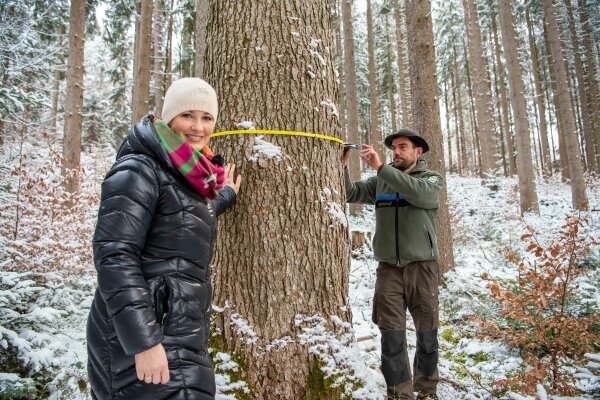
[345,159,443,267]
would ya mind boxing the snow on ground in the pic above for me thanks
[1,149,599,399]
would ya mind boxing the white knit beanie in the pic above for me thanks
[161,78,219,124]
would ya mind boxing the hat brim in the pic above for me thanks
[384,133,430,153]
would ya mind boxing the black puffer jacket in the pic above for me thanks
[87,115,236,399]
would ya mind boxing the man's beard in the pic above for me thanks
[393,158,413,171]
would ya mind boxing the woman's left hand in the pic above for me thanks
[224,164,242,194]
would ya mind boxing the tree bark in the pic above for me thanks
[452,46,467,176]
[205,1,351,398]
[62,0,85,196]
[498,0,539,214]
[385,14,398,135]
[489,0,516,176]
[164,0,174,90]
[366,0,383,157]
[525,8,552,180]
[332,0,347,133]
[152,0,164,116]
[394,0,411,126]
[132,0,153,123]
[542,0,588,210]
[194,0,208,77]
[405,0,454,273]
[462,0,498,179]
[341,0,361,215]
[579,0,600,171]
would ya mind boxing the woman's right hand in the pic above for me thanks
[135,343,170,384]
[224,164,242,194]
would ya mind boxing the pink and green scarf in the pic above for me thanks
[153,118,224,200]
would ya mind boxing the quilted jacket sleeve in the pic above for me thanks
[211,186,237,217]
[92,156,163,356]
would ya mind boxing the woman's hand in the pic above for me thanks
[224,164,242,194]
[135,343,170,384]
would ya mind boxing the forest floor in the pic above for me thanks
[0,144,599,399]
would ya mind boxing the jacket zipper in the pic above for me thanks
[395,193,400,267]
[425,225,434,257]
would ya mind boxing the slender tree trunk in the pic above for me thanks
[341,0,361,216]
[194,0,208,77]
[405,0,454,273]
[543,0,588,210]
[498,0,539,214]
[164,0,174,90]
[394,0,411,126]
[488,33,508,177]
[462,0,498,179]
[452,46,467,176]
[580,0,600,171]
[366,0,383,157]
[525,9,552,179]
[490,0,515,176]
[180,13,193,77]
[152,0,164,116]
[385,14,398,135]
[205,1,351,398]
[62,0,85,196]
[444,79,454,174]
[463,39,481,175]
[52,24,66,133]
[132,0,153,123]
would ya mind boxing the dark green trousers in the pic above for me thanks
[373,261,440,399]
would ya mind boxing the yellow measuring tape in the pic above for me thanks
[211,129,344,145]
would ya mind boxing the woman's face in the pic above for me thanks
[169,110,215,151]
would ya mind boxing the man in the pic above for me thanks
[343,128,442,400]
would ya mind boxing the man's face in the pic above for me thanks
[390,136,423,171]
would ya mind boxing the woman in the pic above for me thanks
[87,78,241,399]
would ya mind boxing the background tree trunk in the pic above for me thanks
[152,0,164,116]
[131,0,153,123]
[205,1,351,398]
[525,8,552,180]
[394,0,411,127]
[51,24,65,133]
[543,0,588,210]
[405,0,454,274]
[462,0,498,179]
[194,0,208,78]
[62,0,85,195]
[498,0,539,214]
[385,14,398,135]
[366,0,383,157]
[341,0,361,216]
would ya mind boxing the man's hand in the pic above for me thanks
[360,144,383,171]
[135,343,170,385]
[224,164,242,194]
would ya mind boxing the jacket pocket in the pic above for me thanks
[153,277,172,327]
[424,225,434,257]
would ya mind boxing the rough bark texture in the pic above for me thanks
[525,9,552,179]
[580,0,600,171]
[366,0,383,157]
[132,0,153,123]
[462,0,498,178]
[194,0,208,77]
[394,0,411,126]
[333,0,347,132]
[62,0,85,195]
[152,0,164,116]
[405,0,455,273]
[564,0,595,173]
[543,0,587,210]
[205,1,351,398]
[498,0,539,214]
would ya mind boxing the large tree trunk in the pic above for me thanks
[341,0,361,216]
[194,0,208,77]
[332,0,347,132]
[498,0,539,214]
[405,0,454,273]
[525,8,552,180]
[394,0,411,126]
[366,0,383,157]
[543,0,588,210]
[462,0,498,179]
[580,0,600,171]
[131,0,153,123]
[205,2,352,399]
[152,0,164,116]
[62,0,85,196]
